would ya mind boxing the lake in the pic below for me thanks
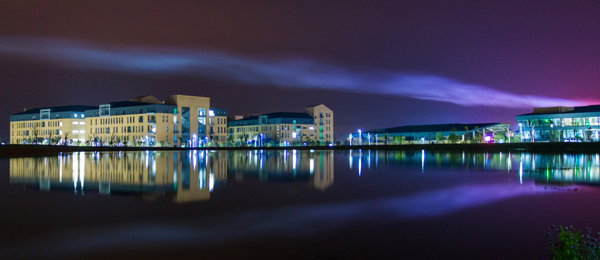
[2,149,600,259]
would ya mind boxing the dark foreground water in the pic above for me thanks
[2,150,600,259]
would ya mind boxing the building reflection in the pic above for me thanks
[347,150,600,186]
[227,150,334,190]
[9,149,335,202]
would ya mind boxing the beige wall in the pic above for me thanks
[305,104,334,144]
[11,118,86,144]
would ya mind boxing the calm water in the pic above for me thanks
[2,149,600,259]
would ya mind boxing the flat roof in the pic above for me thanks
[231,112,312,121]
[373,123,508,133]
[12,105,97,116]
[518,105,600,116]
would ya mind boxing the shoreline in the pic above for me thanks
[1,143,600,157]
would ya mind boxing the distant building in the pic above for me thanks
[9,95,227,147]
[350,123,510,144]
[515,105,600,142]
[227,104,334,146]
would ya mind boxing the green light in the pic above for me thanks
[547,162,549,182]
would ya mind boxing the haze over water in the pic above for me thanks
[2,149,600,259]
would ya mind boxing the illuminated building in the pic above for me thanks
[515,106,600,142]
[351,123,510,144]
[9,95,227,147]
[227,104,334,146]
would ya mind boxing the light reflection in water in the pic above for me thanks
[10,150,600,203]
[9,150,335,201]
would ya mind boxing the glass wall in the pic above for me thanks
[181,107,190,143]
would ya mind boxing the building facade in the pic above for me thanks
[10,95,227,147]
[227,104,334,146]
[227,112,315,146]
[350,123,511,144]
[515,105,600,142]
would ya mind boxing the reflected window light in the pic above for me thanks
[310,158,314,174]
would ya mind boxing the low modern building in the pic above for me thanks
[350,123,511,144]
[227,104,334,146]
[515,105,600,142]
[10,95,227,147]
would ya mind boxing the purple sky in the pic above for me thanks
[1,0,600,139]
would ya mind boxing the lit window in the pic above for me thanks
[73,121,79,125]
[74,114,78,118]
[81,114,84,118]
[72,130,79,134]
[80,130,85,133]
[80,122,85,125]
[209,110,215,117]
[292,132,297,139]
[309,126,314,130]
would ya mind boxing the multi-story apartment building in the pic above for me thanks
[227,104,334,146]
[208,108,228,144]
[515,105,600,142]
[305,104,334,144]
[10,105,95,145]
[10,95,227,147]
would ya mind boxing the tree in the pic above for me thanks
[393,136,404,145]
[474,126,481,143]
[383,133,388,145]
[31,124,40,144]
[435,132,443,143]
[227,134,234,147]
[62,133,70,145]
[493,131,506,143]
[464,126,469,143]
[448,128,458,143]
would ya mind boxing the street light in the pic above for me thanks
[358,129,362,145]
[519,123,523,143]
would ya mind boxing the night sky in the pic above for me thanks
[1,0,600,140]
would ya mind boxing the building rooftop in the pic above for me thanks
[518,105,600,116]
[372,123,507,133]
[13,105,97,116]
[231,112,313,121]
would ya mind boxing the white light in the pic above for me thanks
[292,132,297,138]
[74,114,78,118]
[309,126,314,130]
[80,130,85,134]
[80,122,85,125]
[209,110,215,117]
[72,130,78,134]
[81,114,84,118]
[73,121,79,125]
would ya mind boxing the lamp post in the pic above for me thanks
[358,129,362,146]
[519,123,523,143]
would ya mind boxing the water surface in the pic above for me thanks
[2,150,600,259]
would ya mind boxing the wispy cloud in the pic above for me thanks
[0,37,587,108]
